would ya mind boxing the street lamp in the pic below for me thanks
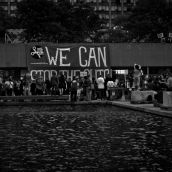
[107,0,112,30]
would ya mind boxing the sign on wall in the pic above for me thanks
[27,44,110,80]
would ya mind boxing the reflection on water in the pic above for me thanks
[0,106,172,172]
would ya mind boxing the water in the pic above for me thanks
[0,105,172,172]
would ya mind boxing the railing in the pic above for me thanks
[0,95,69,105]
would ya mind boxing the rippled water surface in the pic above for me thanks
[0,105,172,172]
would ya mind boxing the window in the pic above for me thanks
[120,0,127,3]
[124,7,127,11]
[10,5,17,10]
[1,0,9,2]
[99,14,103,19]
[99,6,102,10]
[2,6,8,10]
[105,6,109,11]
[118,7,121,11]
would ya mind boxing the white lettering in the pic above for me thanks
[45,46,58,65]
[51,70,58,77]
[59,48,71,67]
[30,69,109,82]
[44,70,51,81]
[30,70,37,80]
[104,69,110,78]
[79,46,87,67]
[73,70,80,77]
[88,48,98,67]
[98,47,107,67]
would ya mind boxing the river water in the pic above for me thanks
[0,105,172,172]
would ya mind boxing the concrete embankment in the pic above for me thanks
[0,99,171,118]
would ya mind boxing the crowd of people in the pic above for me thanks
[0,73,115,101]
[0,70,172,103]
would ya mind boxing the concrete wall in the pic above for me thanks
[109,43,172,67]
[0,44,26,68]
[0,43,172,68]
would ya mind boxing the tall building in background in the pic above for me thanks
[0,0,59,16]
[78,0,138,28]
[1,0,172,28]
[0,0,21,16]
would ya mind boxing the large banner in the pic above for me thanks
[26,44,110,80]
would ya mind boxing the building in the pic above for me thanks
[0,0,59,16]
[0,0,20,16]
[70,0,138,28]
[1,0,172,27]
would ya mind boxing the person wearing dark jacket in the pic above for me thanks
[71,76,77,102]
[59,73,66,95]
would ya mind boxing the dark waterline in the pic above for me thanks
[0,105,172,172]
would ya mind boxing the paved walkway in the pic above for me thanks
[110,100,172,118]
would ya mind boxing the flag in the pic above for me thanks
[168,33,172,38]
[157,33,164,39]
[157,33,165,42]
[168,33,172,42]
[5,33,13,43]
[5,29,25,44]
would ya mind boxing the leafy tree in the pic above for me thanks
[0,7,17,42]
[16,0,64,42]
[123,0,172,42]
[68,2,101,42]
[0,7,6,41]
[16,0,101,43]
[0,7,10,42]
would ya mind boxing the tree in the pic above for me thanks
[68,2,101,42]
[0,7,6,41]
[0,7,17,43]
[16,0,65,42]
[0,7,10,42]
[16,0,101,43]
[123,0,172,42]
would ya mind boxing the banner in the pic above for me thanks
[26,43,110,80]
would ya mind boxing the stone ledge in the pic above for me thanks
[0,99,171,119]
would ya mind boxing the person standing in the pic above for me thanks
[132,64,143,90]
[58,73,66,95]
[14,79,21,96]
[107,78,114,100]
[5,77,14,96]
[91,77,97,100]
[71,76,77,102]
[104,74,111,99]
[45,79,51,95]
[30,80,36,95]
[166,73,172,91]
[97,75,105,100]
[0,76,3,96]
[83,76,91,101]
[36,76,44,95]
[51,73,59,95]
